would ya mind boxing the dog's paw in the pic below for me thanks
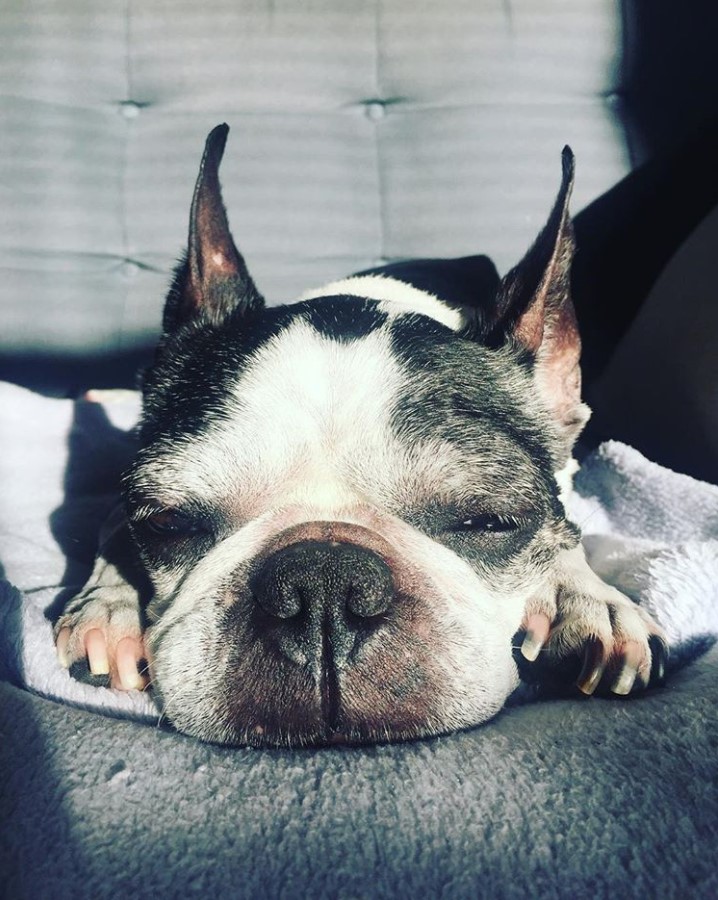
[55,587,148,691]
[518,554,668,697]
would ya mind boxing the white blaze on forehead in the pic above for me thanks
[153,318,411,508]
[300,275,465,332]
[234,317,399,447]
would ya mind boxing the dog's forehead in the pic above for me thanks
[140,310,444,502]
[135,289,552,511]
[226,314,403,467]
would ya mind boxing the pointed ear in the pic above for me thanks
[163,124,264,333]
[490,147,589,446]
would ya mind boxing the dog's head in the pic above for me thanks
[125,125,589,747]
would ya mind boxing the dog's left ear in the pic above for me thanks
[163,123,264,334]
[487,147,589,446]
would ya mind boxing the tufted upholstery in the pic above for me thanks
[0,0,631,361]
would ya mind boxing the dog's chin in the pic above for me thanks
[148,583,519,748]
[155,658,512,749]
[163,703,499,750]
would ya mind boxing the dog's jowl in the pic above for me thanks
[56,125,667,747]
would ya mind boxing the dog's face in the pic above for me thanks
[124,126,589,747]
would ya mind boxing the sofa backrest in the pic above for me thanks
[1,1,631,373]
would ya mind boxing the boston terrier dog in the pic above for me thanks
[55,124,667,748]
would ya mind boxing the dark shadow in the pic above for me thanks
[572,119,718,389]
[572,126,718,481]
[0,345,155,398]
[619,1,718,166]
[572,0,718,385]
[569,3,718,479]
[46,400,140,623]
[0,555,21,688]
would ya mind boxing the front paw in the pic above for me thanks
[55,587,148,691]
[519,566,668,697]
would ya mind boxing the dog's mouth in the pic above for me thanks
[319,627,345,737]
[152,592,466,749]
[154,629,507,750]
[213,601,439,748]
[148,655,432,750]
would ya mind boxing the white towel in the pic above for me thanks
[569,441,718,662]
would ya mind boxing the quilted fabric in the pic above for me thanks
[0,0,629,355]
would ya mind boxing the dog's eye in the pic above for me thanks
[143,509,203,537]
[456,513,524,533]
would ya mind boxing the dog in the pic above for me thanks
[55,124,667,748]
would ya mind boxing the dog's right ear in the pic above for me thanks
[163,124,264,334]
[481,147,589,450]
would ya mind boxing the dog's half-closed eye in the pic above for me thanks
[440,508,542,564]
[129,507,213,540]
[453,513,531,534]
[144,509,205,537]
[128,506,221,576]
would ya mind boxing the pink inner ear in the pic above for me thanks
[164,124,265,331]
[210,251,237,274]
[193,195,242,286]
[535,301,585,434]
[513,296,546,353]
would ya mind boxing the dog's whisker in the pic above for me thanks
[577,503,603,531]
[511,643,549,653]
[154,682,187,730]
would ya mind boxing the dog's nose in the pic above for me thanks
[253,540,393,620]
[250,540,393,665]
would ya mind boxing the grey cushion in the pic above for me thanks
[0,0,628,354]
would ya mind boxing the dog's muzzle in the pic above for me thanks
[250,539,394,670]
[150,518,512,746]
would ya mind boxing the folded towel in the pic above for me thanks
[569,441,718,665]
[1,382,716,724]
[0,383,157,721]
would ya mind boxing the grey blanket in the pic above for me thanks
[1,382,717,899]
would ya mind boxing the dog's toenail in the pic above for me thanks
[117,637,145,690]
[611,664,638,696]
[56,627,71,668]
[86,629,110,675]
[577,637,606,695]
[521,613,551,661]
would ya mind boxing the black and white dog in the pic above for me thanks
[56,125,667,747]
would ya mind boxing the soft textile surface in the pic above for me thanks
[1,0,629,359]
[1,381,718,898]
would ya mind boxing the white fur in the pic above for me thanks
[299,274,465,332]
[139,316,536,700]
[142,314,520,652]
[139,314,545,658]
[555,457,579,508]
[139,318,463,518]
